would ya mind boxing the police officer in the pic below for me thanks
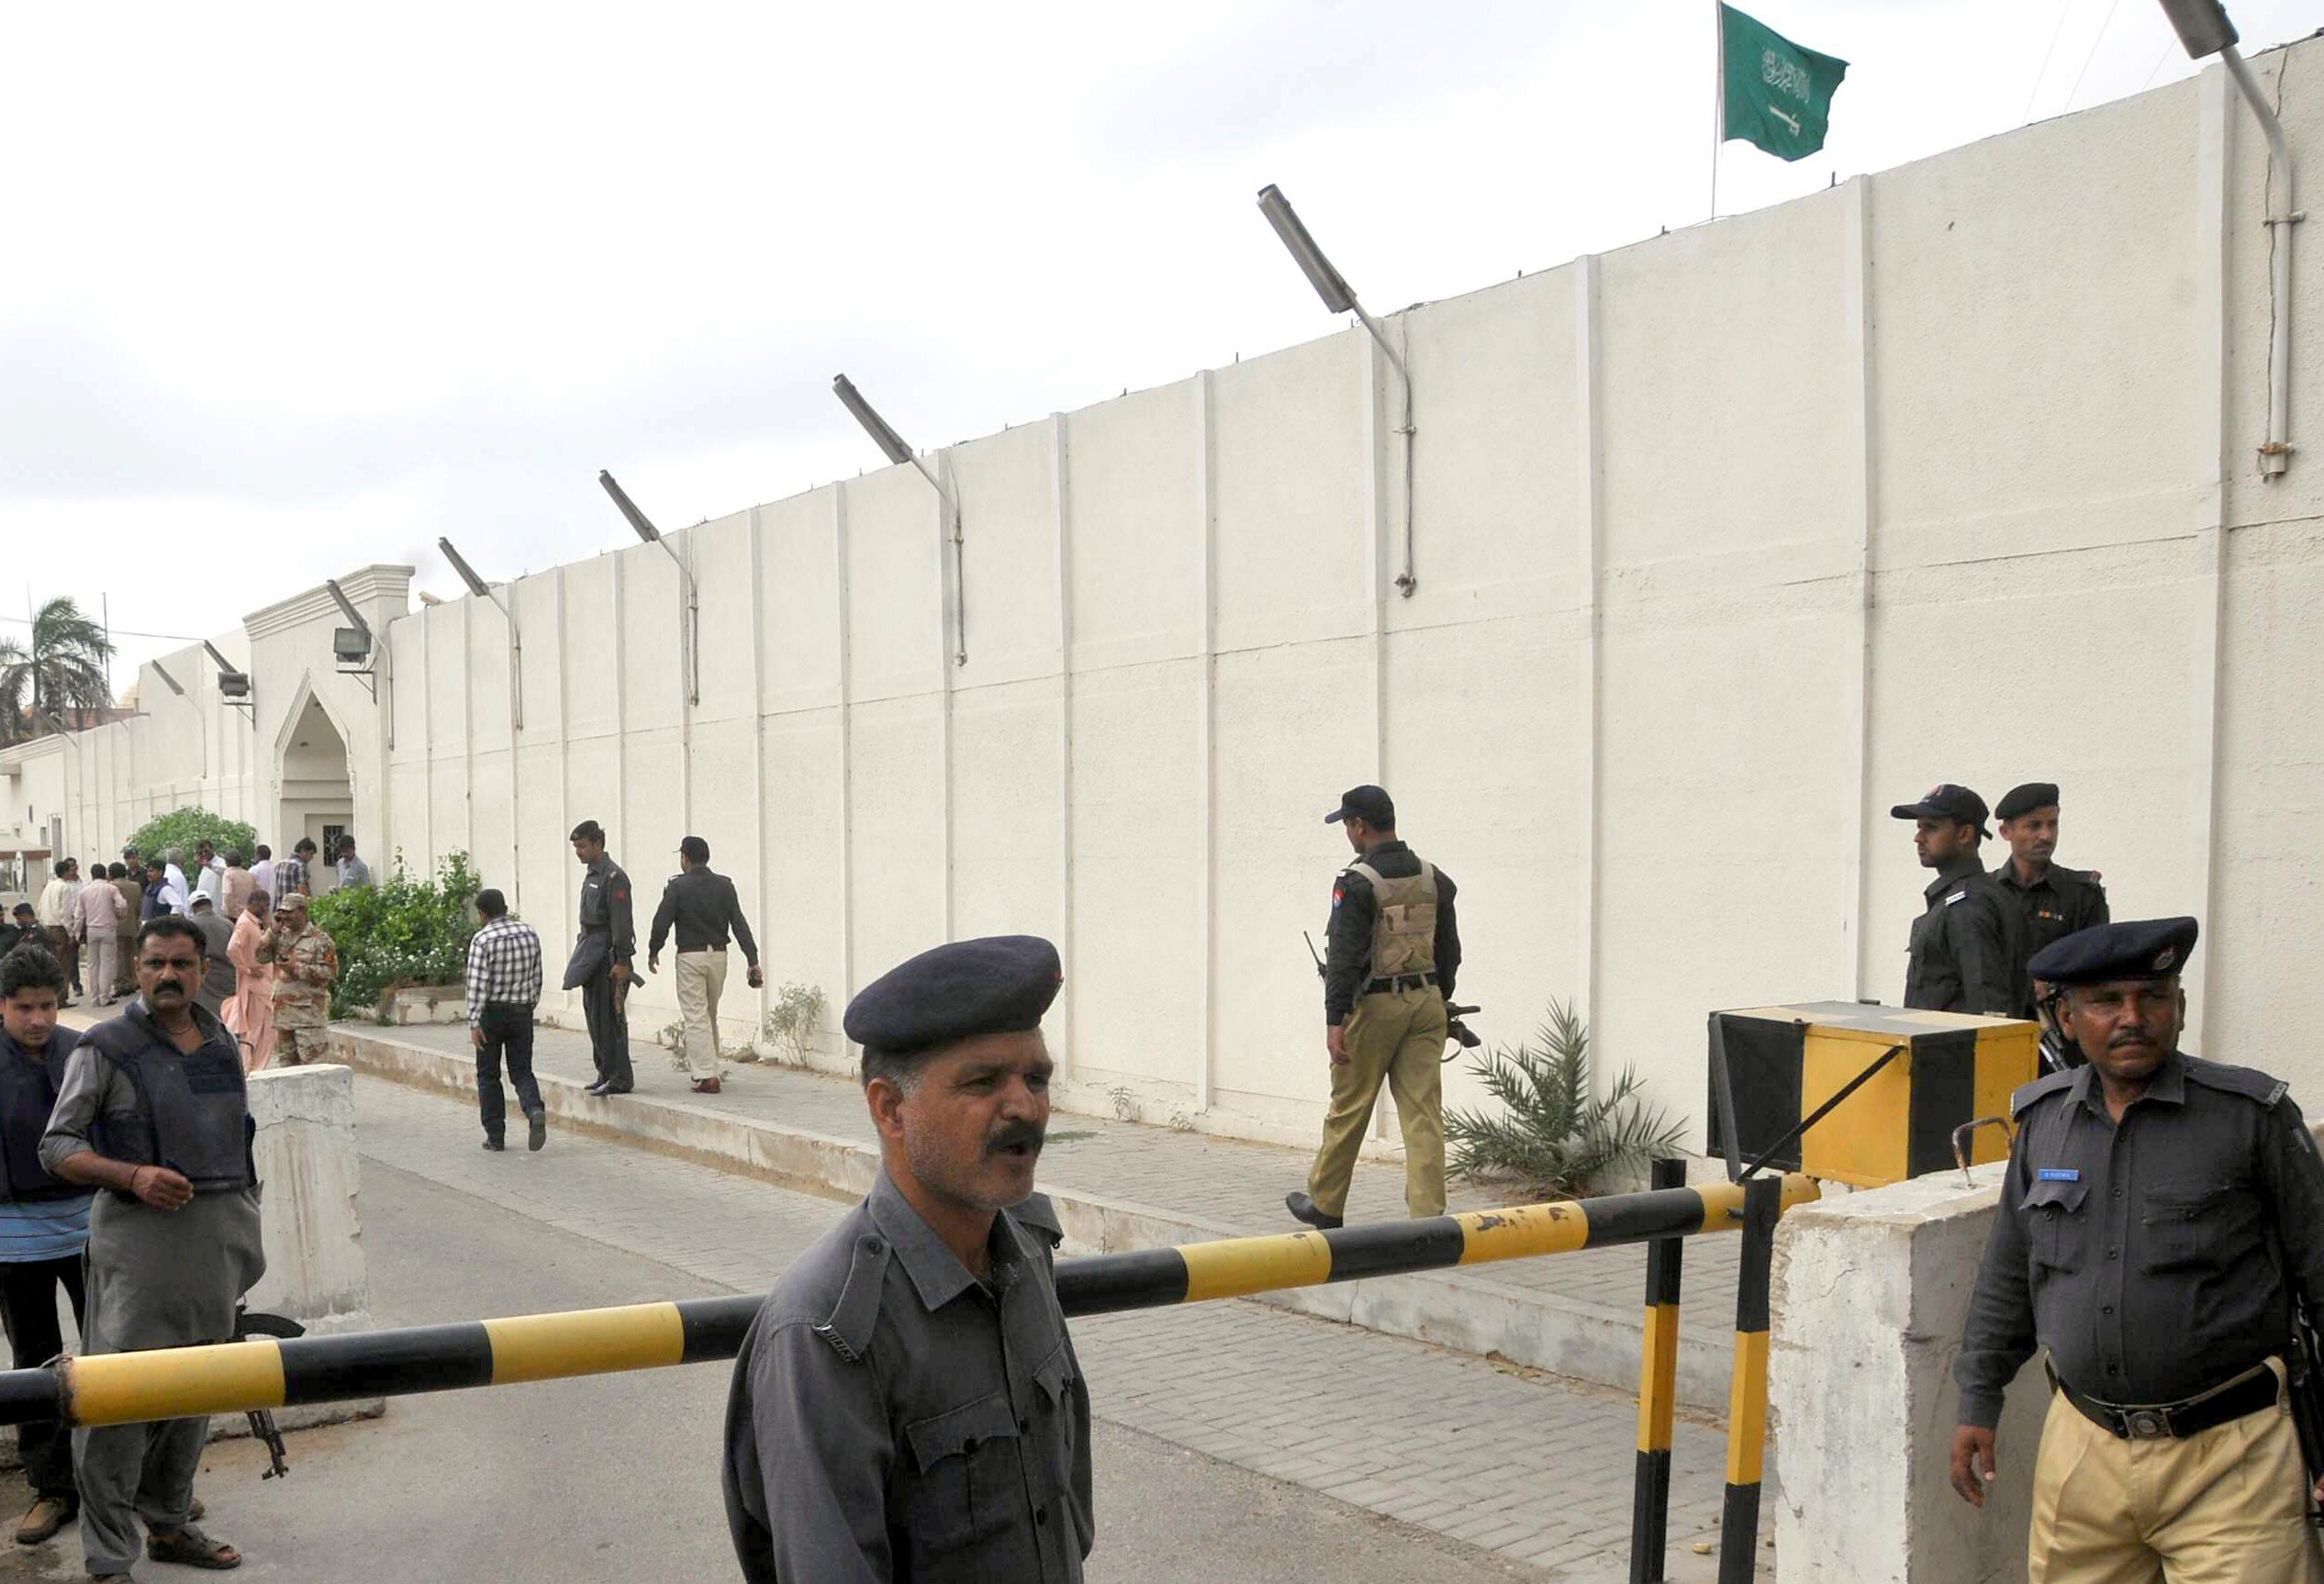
[723,934,1092,1581]
[563,820,635,1097]
[1950,918,2324,1581]
[1891,782,2016,1015]
[1287,785,1462,1231]
[43,917,264,1579]
[1989,782,2109,1019]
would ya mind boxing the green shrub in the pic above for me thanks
[1444,998,1688,1200]
[121,808,260,868]
[309,851,480,1018]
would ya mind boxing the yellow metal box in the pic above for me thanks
[1705,1001,2038,1188]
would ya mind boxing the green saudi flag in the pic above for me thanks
[1719,4,1848,162]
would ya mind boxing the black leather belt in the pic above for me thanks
[1362,972,1439,996]
[2049,1360,2278,1441]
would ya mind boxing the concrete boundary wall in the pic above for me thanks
[23,43,2324,1155]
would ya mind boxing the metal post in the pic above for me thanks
[1629,1156,1688,1584]
[1717,1175,1781,1584]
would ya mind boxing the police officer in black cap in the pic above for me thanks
[724,935,1093,1582]
[1989,782,2109,1019]
[1891,783,2016,1015]
[1951,918,2324,1580]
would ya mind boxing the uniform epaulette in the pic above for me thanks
[2010,1068,2077,1118]
[1012,1192,1065,1251]
[2181,1056,2290,1109]
[810,1233,891,1364]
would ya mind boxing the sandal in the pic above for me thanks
[145,1526,240,1569]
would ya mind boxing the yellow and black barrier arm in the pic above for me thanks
[0,1172,1818,1432]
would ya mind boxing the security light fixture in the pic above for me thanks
[1254,184,1418,593]
[325,578,381,702]
[2159,0,2296,475]
[437,536,523,729]
[2156,0,2237,58]
[832,374,967,665]
[201,641,253,717]
[596,472,699,704]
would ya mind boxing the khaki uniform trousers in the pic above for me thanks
[675,950,729,1080]
[1304,985,1448,1220]
[2029,1372,2324,1584]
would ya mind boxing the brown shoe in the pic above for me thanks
[690,1077,722,1095]
[15,1495,73,1545]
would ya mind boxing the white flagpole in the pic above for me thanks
[1711,0,1723,220]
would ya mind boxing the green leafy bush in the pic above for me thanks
[121,808,260,867]
[1444,998,1688,1199]
[308,851,480,1019]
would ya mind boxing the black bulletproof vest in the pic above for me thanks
[0,1028,78,1202]
[87,1014,254,1194]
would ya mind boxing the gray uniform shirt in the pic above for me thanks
[39,1002,266,1354]
[1954,1052,2324,1426]
[723,1171,1094,1582]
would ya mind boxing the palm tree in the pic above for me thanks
[0,598,116,742]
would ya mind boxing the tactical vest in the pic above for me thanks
[0,1030,79,1203]
[88,1021,254,1194]
[1346,860,1438,979]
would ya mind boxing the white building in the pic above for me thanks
[10,43,2324,1150]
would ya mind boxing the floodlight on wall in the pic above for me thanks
[325,577,381,702]
[2159,0,2296,475]
[833,374,967,666]
[1255,184,1417,594]
[437,537,523,729]
[597,471,700,705]
[145,659,207,777]
[201,641,254,720]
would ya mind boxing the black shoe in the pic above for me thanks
[598,1084,632,1096]
[1285,1191,1343,1231]
[482,1137,505,1152]
[528,1113,547,1152]
[586,1080,609,1096]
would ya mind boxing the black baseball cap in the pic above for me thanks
[677,836,709,863]
[1325,786,1395,827]
[1890,783,1991,836]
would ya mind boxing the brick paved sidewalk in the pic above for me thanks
[351,1076,1759,1581]
[353,1015,1748,1409]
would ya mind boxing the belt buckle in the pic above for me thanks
[2124,1409,2172,1441]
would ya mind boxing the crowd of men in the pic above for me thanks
[1,780,2318,1581]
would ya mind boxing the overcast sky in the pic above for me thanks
[6,0,2316,690]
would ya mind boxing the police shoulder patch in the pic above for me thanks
[2010,1067,2077,1118]
[2181,1056,2289,1108]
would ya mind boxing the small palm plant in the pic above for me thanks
[1444,998,1687,1199]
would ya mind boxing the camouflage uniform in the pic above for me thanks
[263,920,339,1066]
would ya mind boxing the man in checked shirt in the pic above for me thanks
[465,888,546,1153]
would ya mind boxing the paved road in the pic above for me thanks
[0,1076,1744,1580]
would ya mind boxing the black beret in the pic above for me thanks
[2028,917,2198,986]
[1995,783,2061,821]
[844,935,1064,1055]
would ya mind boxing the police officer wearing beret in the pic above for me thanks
[1990,782,2109,1020]
[1288,785,1461,1231]
[723,935,1093,1582]
[1892,783,2017,1016]
[563,820,635,1097]
[1951,918,2324,1582]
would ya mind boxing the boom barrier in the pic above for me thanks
[0,1168,1817,1576]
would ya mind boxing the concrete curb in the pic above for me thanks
[330,1027,1737,1410]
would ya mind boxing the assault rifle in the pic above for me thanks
[1302,932,1480,1061]
[233,1309,306,1479]
[2288,1296,2324,1528]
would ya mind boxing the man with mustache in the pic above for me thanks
[42,917,264,1579]
[1989,783,2109,1021]
[1950,917,2324,1581]
[724,934,1093,1582]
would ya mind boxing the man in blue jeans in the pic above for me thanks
[465,889,547,1153]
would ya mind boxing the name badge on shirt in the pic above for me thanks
[2037,1168,2081,1183]
[1944,891,1968,906]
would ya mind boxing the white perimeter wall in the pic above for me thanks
[28,48,2324,1149]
